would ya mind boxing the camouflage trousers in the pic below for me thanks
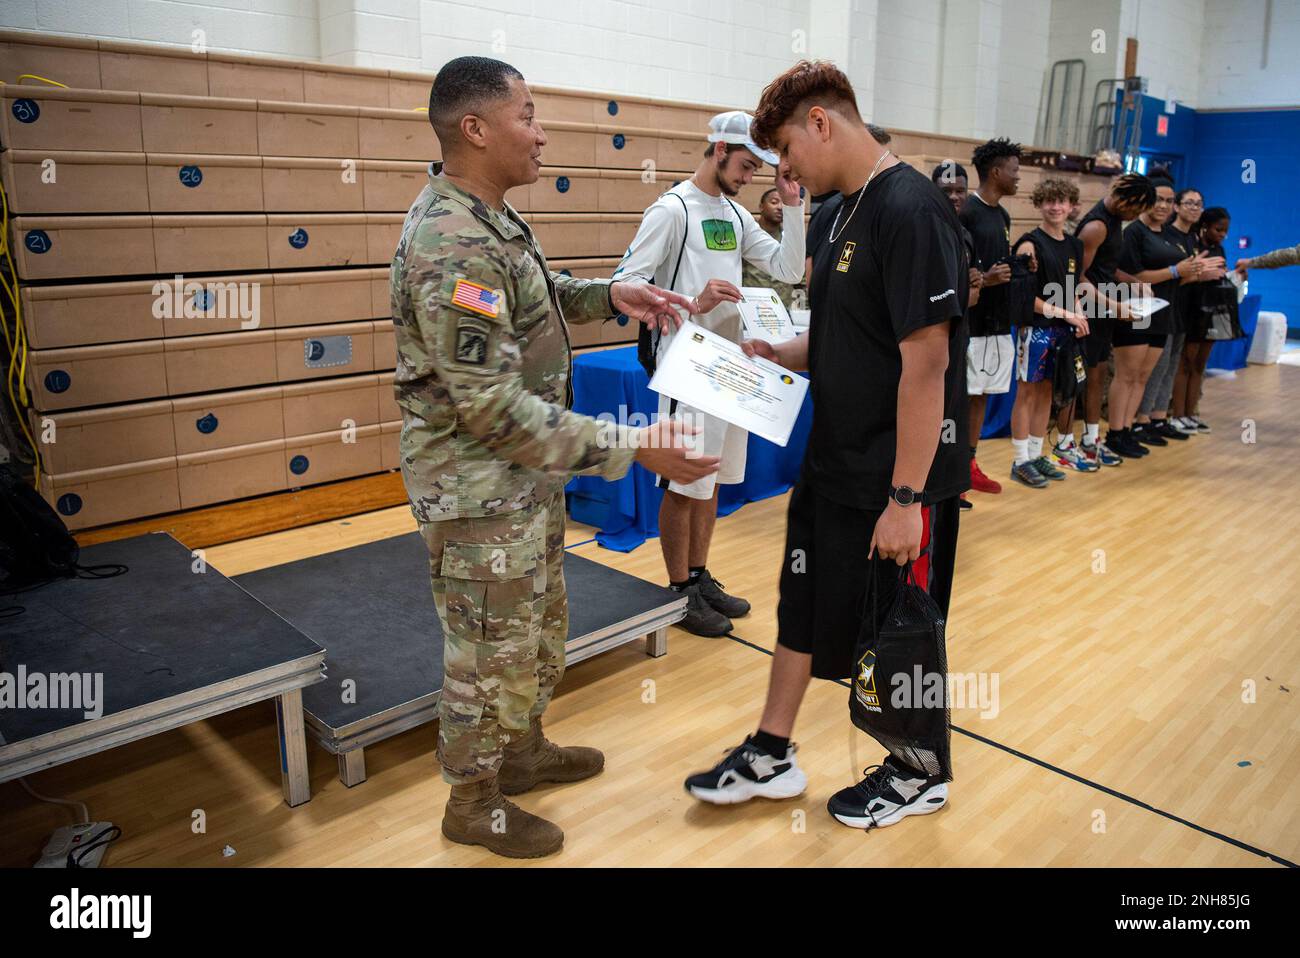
[419,491,568,785]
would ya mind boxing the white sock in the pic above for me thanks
[1057,432,1075,450]
[1085,423,1100,444]
[1012,438,1030,465]
[1028,435,1044,459]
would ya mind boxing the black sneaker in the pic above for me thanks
[1152,419,1189,440]
[1107,430,1147,458]
[685,736,808,804]
[1009,459,1048,488]
[1132,423,1167,446]
[676,583,732,637]
[696,569,750,618]
[826,756,948,829]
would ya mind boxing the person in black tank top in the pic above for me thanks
[1106,174,1210,458]
[1134,187,1223,442]
[1056,173,1155,466]
[1006,178,1093,487]
[1172,206,1233,432]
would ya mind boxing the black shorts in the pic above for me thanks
[1112,323,1167,349]
[776,481,961,681]
[1082,315,1114,367]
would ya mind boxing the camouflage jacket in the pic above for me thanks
[391,164,636,522]
[1250,243,1300,270]
[741,225,805,311]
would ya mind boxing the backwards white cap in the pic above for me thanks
[707,110,779,166]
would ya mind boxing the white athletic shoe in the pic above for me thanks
[826,757,948,829]
[684,737,808,805]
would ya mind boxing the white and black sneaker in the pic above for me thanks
[684,736,808,804]
[827,756,948,829]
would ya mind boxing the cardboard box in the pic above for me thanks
[141,92,259,155]
[41,457,181,530]
[263,156,365,212]
[0,87,143,153]
[153,213,270,273]
[258,100,360,158]
[176,439,287,509]
[282,374,378,437]
[1,149,149,215]
[163,329,278,394]
[171,385,284,455]
[34,399,176,473]
[12,214,156,280]
[22,279,165,349]
[147,153,264,213]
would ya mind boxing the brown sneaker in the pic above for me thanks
[441,777,564,859]
[498,717,605,795]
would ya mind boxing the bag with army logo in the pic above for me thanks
[849,559,952,782]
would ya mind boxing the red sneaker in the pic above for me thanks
[970,458,1002,494]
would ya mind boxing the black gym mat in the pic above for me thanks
[0,534,324,745]
[232,532,676,732]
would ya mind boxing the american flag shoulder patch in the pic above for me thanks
[450,279,502,319]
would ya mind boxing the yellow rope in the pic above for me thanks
[16,74,68,88]
[0,178,41,486]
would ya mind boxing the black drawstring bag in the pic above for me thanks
[849,560,952,782]
[1051,332,1087,407]
[1200,280,1244,341]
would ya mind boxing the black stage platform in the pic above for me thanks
[0,534,325,806]
[234,532,684,787]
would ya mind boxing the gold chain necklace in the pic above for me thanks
[829,150,892,244]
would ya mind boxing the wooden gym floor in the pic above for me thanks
[2,361,1296,867]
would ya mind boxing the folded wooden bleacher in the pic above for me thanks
[0,30,1111,541]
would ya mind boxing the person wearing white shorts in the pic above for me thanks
[966,334,1015,397]
[614,110,805,635]
[655,396,748,499]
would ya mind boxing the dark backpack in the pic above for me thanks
[0,464,80,587]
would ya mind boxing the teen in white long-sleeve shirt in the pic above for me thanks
[613,110,805,636]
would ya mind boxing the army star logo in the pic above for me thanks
[456,323,489,365]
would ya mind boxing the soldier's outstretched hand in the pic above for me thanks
[611,281,701,334]
[633,419,721,485]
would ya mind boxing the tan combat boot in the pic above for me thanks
[497,717,605,795]
[441,777,564,859]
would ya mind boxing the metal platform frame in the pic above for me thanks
[0,653,326,807]
[305,598,684,789]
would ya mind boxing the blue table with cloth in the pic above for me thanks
[565,345,813,551]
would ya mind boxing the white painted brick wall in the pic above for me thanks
[1198,0,1300,109]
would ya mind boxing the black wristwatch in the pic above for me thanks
[888,485,920,507]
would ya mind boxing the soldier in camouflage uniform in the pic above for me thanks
[741,187,807,311]
[392,56,718,859]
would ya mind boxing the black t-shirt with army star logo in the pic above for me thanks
[1015,227,1084,328]
[959,193,1013,336]
[804,162,971,511]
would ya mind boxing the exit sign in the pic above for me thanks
[1156,115,1170,137]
